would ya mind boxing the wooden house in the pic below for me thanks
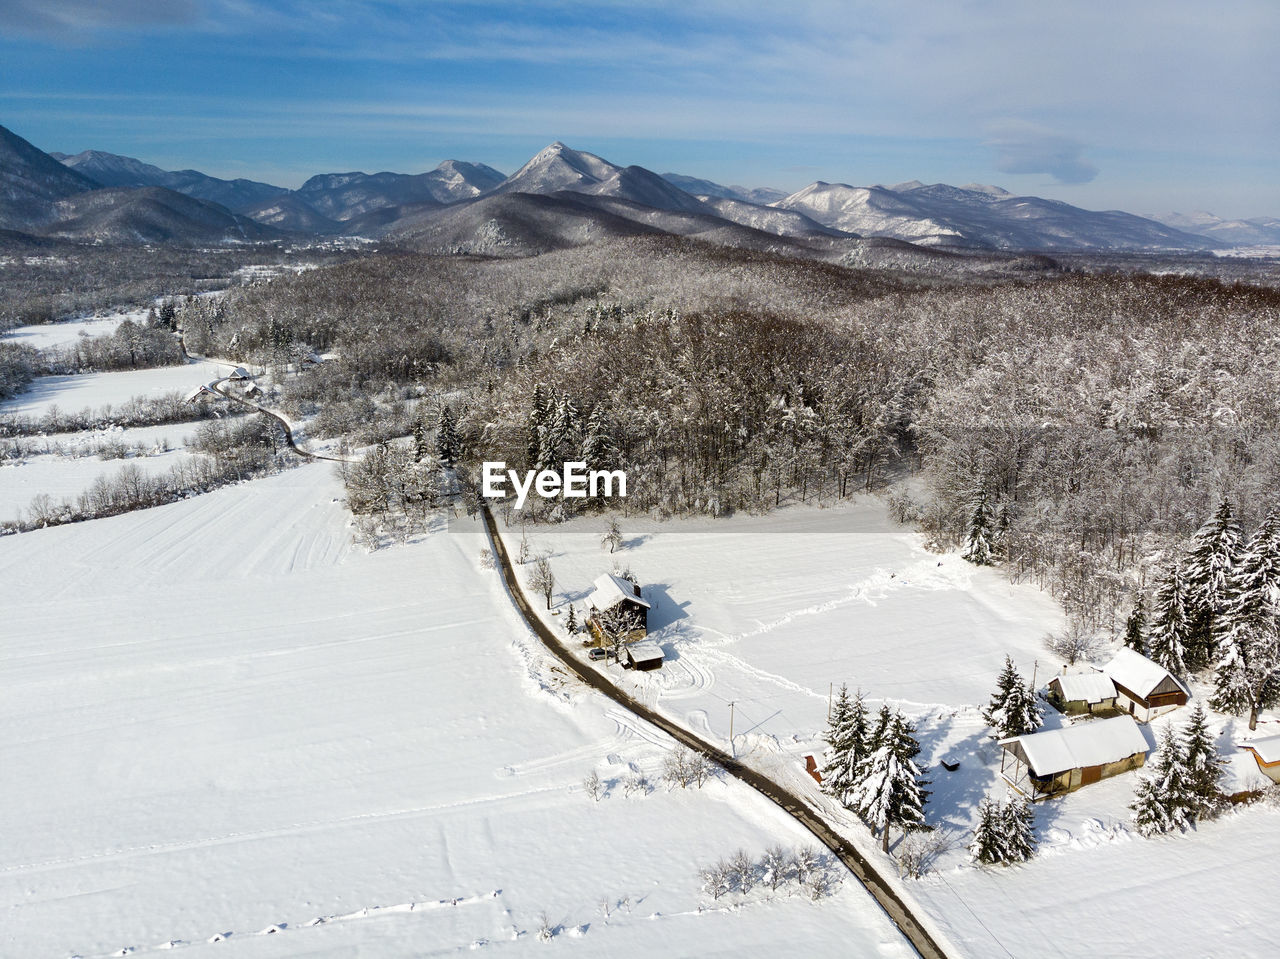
[1000,715,1149,800]
[622,641,664,671]
[1047,669,1118,715]
[587,573,650,643]
[1103,647,1189,722]
[1240,734,1280,784]
[184,384,219,404]
[226,366,252,381]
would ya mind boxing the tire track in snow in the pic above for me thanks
[1,786,566,878]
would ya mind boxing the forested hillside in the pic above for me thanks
[179,237,1280,632]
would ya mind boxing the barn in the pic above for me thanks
[1047,669,1119,715]
[1104,647,1189,722]
[587,573,650,642]
[1000,715,1149,800]
[623,641,664,671]
[1240,734,1280,784]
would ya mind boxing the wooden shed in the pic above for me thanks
[1001,715,1149,800]
[622,641,664,671]
[1104,647,1189,722]
[1047,669,1118,715]
[1240,734,1280,784]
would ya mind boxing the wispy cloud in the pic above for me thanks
[0,0,200,37]
[985,121,1099,185]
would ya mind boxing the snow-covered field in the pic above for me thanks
[496,505,1280,959]
[0,443,191,522]
[1,308,150,350]
[0,465,914,958]
[0,362,231,419]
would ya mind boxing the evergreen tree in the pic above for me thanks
[1002,793,1037,863]
[851,710,929,853]
[1147,560,1192,678]
[526,385,548,467]
[968,798,1006,865]
[435,404,460,468]
[581,405,615,474]
[822,686,869,806]
[566,604,578,634]
[982,656,1043,738]
[1180,702,1222,816]
[1130,725,1196,837]
[1211,620,1280,731]
[412,418,429,463]
[963,491,995,566]
[1183,499,1242,671]
[1124,597,1147,654]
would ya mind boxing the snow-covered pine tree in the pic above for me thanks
[821,684,853,796]
[435,404,460,468]
[1180,702,1222,816]
[1124,597,1147,654]
[963,490,995,566]
[526,384,548,468]
[565,604,578,634]
[982,656,1041,738]
[580,405,614,471]
[1211,512,1280,730]
[822,686,869,807]
[968,797,1006,865]
[851,710,929,853]
[1147,559,1192,678]
[1002,793,1037,863]
[1130,725,1196,837]
[1183,499,1242,671]
[412,418,429,463]
[1211,619,1280,731]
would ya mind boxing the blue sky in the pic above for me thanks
[1,0,1276,217]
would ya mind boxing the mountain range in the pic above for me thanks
[2,122,1268,255]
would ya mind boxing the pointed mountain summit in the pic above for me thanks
[496,141,622,195]
[0,124,100,229]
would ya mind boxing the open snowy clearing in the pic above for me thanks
[498,504,1280,958]
[0,444,192,521]
[1,307,152,351]
[0,464,914,958]
[0,361,233,419]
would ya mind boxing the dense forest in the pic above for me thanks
[172,236,1280,634]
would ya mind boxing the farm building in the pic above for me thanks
[184,384,219,404]
[1000,715,1149,800]
[1240,734,1280,784]
[226,366,252,381]
[622,641,664,671]
[1104,647,1189,722]
[1047,669,1119,715]
[587,573,650,643]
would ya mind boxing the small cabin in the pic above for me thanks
[623,641,664,671]
[1047,669,1119,715]
[226,366,252,381]
[587,573,650,643]
[184,384,219,404]
[1104,647,1189,722]
[1001,715,1149,800]
[1240,734,1280,784]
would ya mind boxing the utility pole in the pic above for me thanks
[729,701,736,759]
[828,683,833,721]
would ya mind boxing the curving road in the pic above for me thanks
[480,503,953,959]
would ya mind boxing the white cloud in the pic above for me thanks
[984,121,1098,184]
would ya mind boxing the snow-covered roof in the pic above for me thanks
[1049,670,1117,704]
[1002,715,1149,776]
[1104,647,1187,699]
[184,384,216,402]
[227,366,251,380]
[589,573,650,612]
[625,641,664,663]
[1243,734,1280,765]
